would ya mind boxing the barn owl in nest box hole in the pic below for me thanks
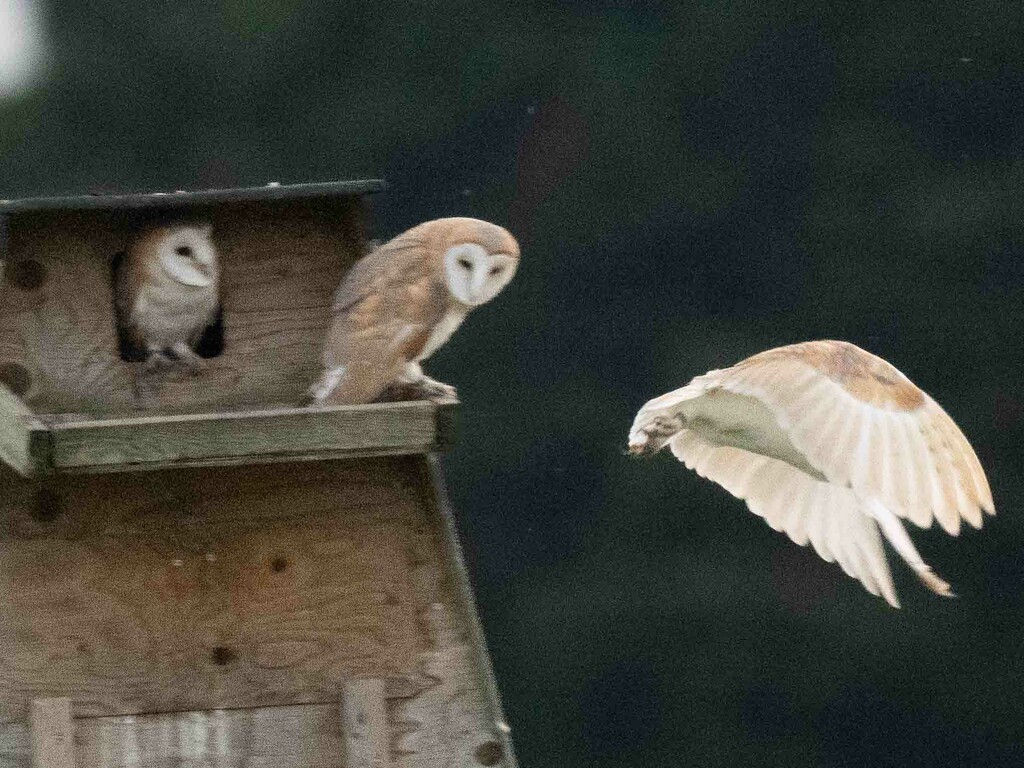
[116,222,220,372]
[309,217,519,405]
[629,340,994,608]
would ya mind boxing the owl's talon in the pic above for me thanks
[415,377,458,403]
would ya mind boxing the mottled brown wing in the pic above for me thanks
[712,340,994,534]
[315,237,447,405]
[330,232,433,313]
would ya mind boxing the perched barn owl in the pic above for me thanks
[116,222,220,372]
[628,340,994,608]
[309,217,519,405]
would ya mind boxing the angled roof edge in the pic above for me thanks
[0,179,386,214]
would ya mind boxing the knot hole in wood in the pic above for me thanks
[31,489,63,523]
[210,646,237,665]
[4,259,47,290]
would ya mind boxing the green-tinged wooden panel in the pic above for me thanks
[0,703,347,768]
[43,401,454,473]
[0,385,46,477]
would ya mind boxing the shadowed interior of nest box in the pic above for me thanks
[0,197,369,416]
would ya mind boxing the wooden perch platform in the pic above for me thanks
[0,397,455,477]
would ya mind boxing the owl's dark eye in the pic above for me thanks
[489,265,503,276]
[458,257,472,269]
[175,246,193,257]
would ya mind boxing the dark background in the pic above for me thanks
[2,2,1023,765]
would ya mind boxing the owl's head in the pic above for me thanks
[438,218,519,307]
[155,223,219,287]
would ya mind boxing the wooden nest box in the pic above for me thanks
[0,182,516,768]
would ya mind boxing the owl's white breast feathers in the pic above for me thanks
[129,281,218,348]
[417,308,467,361]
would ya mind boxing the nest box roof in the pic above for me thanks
[0,179,386,214]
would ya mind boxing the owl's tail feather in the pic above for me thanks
[306,365,347,406]
[868,499,956,599]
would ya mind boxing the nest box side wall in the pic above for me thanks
[0,455,515,768]
[0,197,368,416]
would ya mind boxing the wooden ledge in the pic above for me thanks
[0,398,456,477]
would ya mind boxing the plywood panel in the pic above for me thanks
[0,458,425,722]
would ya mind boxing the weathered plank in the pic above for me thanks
[382,457,516,768]
[0,703,349,768]
[0,458,426,723]
[29,699,75,768]
[426,458,517,768]
[41,401,451,473]
[340,679,390,768]
[0,384,47,477]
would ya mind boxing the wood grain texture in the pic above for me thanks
[0,703,348,768]
[42,401,449,473]
[29,699,75,768]
[341,679,390,768]
[0,458,426,723]
[0,197,368,415]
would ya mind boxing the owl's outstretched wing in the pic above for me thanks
[670,429,900,606]
[632,340,993,535]
[708,341,994,534]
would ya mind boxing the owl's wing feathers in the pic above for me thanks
[671,430,900,607]
[331,234,432,313]
[703,342,994,536]
[316,238,446,404]
[114,250,148,351]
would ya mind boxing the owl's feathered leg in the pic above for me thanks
[171,341,205,373]
[143,344,173,373]
[308,365,347,405]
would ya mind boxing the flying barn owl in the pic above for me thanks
[115,222,220,372]
[628,340,994,608]
[309,217,519,405]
